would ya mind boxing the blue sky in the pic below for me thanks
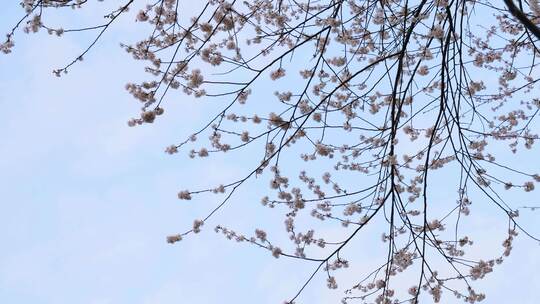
[1,2,540,304]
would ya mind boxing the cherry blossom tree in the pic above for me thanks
[4,0,540,303]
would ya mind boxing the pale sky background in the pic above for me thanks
[1,2,540,304]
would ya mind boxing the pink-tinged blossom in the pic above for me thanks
[178,191,191,200]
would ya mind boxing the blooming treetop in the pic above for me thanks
[4,0,540,303]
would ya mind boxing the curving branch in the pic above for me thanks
[503,0,540,40]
